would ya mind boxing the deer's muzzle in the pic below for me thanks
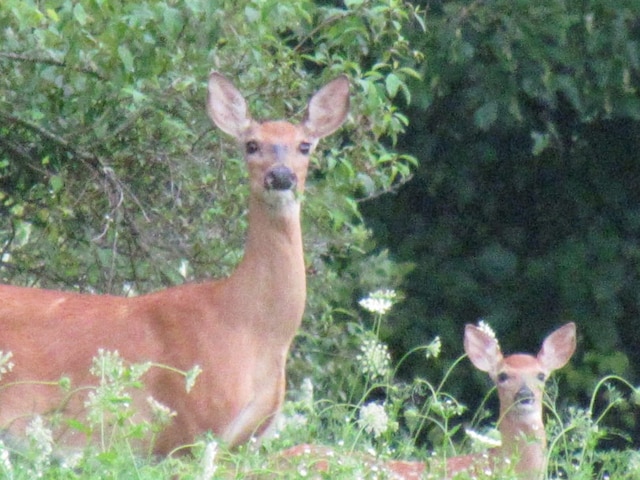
[264,165,297,191]
[514,386,535,406]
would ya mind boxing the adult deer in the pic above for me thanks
[0,72,349,455]
[280,322,577,479]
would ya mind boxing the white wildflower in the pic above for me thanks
[357,338,392,381]
[0,351,14,381]
[477,319,497,339]
[425,336,442,359]
[358,403,391,438]
[465,427,502,448]
[26,415,53,477]
[147,396,177,425]
[89,349,124,378]
[359,289,397,315]
[280,412,308,433]
[197,441,218,480]
[185,364,202,393]
[300,377,314,409]
[0,439,12,473]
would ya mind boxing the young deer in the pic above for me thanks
[0,72,349,454]
[279,322,576,480]
[444,321,577,479]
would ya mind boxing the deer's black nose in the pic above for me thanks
[264,165,297,191]
[515,386,535,405]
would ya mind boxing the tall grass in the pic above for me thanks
[0,291,637,478]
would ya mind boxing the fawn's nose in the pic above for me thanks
[264,164,297,191]
[514,386,535,405]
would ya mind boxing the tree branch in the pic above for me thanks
[0,51,106,80]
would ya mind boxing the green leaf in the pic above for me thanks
[473,101,498,131]
[385,73,402,99]
[73,3,88,26]
[118,45,134,72]
[49,175,64,193]
[531,131,550,156]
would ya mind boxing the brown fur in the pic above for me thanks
[0,73,349,454]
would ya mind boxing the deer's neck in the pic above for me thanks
[499,411,547,479]
[226,197,306,344]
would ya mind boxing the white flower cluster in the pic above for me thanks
[357,338,392,381]
[147,396,177,425]
[358,289,397,315]
[0,440,11,474]
[465,427,502,448]
[279,412,309,434]
[300,377,314,409]
[0,351,14,381]
[197,441,218,480]
[358,402,391,438]
[26,415,53,477]
[425,336,442,359]
[477,319,497,339]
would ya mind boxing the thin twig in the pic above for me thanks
[0,51,106,79]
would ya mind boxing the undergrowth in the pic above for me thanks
[0,290,638,479]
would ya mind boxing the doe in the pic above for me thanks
[0,72,349,455]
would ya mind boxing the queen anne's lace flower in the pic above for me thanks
[465,427,502,448]
[26,416,53,477]
[0,351,14,381]
[147,396,177,425]
[358,289,397,315]
[197,441,218,480]
[477,319,497,339]
[300,377,314,409]
[357,338,392,381]
[0,440,11,473]
[425,336,442,359]
[358,402,391,438]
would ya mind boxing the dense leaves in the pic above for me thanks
[0,0,418,297]
[361,0,640,438]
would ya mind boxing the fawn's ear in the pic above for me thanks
[302,75,350,139]
[537,322,577,372]
[464,324,503,374]
[207,72,252,138]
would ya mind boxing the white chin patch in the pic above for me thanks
[262,190,299,212]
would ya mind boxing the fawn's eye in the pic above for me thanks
[299,142,312,155]
[497,372,509,383]
[537,372,546,382]
[246,141,259,155]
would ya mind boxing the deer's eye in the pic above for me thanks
[497,372,509,383]
[299,142,312,155]
[537,372,546,382]
[246,141,259,155]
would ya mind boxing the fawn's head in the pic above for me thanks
[206,73,349,211]
[464,323,577,420]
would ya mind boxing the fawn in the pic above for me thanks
[280,322,576,479]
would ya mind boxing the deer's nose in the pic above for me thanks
[264,164,297,191]
[514,386,535,405]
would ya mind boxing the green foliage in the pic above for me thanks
[0,0,419,299]
[361,0,640,420]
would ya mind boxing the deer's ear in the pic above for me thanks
[302,75,350,139]
[464,324,503,374]
[207,72,252,137]
[537,322,577,372]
